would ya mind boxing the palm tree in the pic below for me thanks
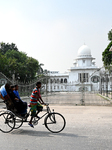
[37,63,44,74]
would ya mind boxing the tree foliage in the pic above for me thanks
[108,29,112,41]
[0,42,18,54]
[102,41,112,66]
[0,42,40,82]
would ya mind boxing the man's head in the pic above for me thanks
[10,85,15,91]
[36,82,41,88]
[15,84,18,90]
[5,83,10,91]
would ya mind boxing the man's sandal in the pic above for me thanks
[28,123,34,128]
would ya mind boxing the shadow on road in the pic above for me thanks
[10,129,86,139]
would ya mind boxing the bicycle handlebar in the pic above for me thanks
[43,103,49,106]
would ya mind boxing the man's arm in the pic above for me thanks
[38,97,45,104]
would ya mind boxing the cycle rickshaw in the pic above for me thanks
[0,86,66,133]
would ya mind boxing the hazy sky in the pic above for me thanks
[0,0,112,73]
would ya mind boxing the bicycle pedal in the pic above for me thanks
[33,121,38,125]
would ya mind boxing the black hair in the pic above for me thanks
[14,84,18,87]
[36,82,41,86]
[10,85,15,88]
[5,83,10,92]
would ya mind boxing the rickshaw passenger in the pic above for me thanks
[13,84,27,114]
[0,84,7,99]
[5,84,27,116]
[0,84,15,110]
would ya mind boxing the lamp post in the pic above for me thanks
[100,76,102,95]
[105,73,108,97]
[43,69,50,96]
[80,72,85,105]
[100,69,109,97]
[110,84,112,99]
[108,65,112,99]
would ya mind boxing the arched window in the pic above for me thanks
[64,78,67,83]
[57,79,59,83]
[61,79,63,83]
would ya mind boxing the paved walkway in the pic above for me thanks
[0,92,112,150]
[0,105,112,150]
[0,92,111,109]
[30,92,112,105]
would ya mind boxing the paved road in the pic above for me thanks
[0,105,112,150]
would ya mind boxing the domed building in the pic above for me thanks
[47,45,100,92]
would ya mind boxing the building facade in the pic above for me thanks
[47,44,102,92]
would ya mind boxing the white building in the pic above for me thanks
[47,44,101,92]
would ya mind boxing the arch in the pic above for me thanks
[57,79,59,83]
[50,79,53,83]
[61,79,63,83]
[54,79,57,83]
[64,78,67,83]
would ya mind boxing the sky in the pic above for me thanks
[0,0,112,73]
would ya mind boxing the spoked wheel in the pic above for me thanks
[0,112,15,133]
[44,112,66,133]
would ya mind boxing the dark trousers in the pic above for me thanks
[14,100,27,114]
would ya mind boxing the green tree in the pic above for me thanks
[0,42,41,82]
[4,50,39,82]
[0,52,8,73]
[0,42,18,54]
[37,63,44,74]
[108,29,112,41]
[102,41,112,66]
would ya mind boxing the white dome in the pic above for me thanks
[77,45,91,57]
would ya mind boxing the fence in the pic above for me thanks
[0,72,112,106]
[0,72,48,97]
